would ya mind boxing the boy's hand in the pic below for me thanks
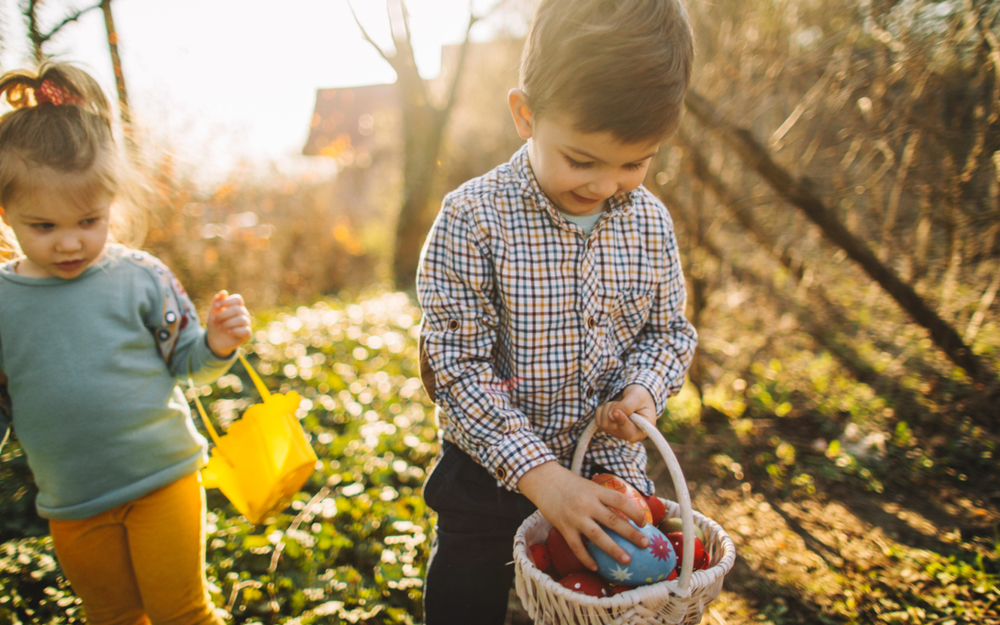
[595,384,657,443]
[518,461,650,572]
[206,290,252,358]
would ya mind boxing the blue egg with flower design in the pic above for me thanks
[587,520,677,587]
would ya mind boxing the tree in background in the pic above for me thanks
[19,0,136,154]
[661,0,998,419]
[347,0,512,290]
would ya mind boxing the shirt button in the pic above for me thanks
[448,319,460,331]
[587,316,597,329]
[495,466,508,480]
[586,387,595,398]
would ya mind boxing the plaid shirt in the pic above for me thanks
[417,145,697,495]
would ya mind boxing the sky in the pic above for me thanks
[0,0,520,182]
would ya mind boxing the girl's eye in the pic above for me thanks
[30,223,54,230]
[80,217,99,227]
[624,162,645,171]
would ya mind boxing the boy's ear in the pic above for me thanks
[508,89,534,140]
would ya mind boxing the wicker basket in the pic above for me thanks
[513,415,737,624]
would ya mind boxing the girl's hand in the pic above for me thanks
[518,461,650,572]
[206,290,251,358]
[595,384,657,443]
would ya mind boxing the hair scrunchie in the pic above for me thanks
[35,79,83,106]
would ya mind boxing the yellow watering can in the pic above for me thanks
[191,354,318,525]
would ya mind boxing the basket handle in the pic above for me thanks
[570,414,697,597]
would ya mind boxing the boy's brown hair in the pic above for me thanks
[519,0,694,144]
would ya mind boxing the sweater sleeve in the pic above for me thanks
[0,348,9,436]
[134,252,236,385]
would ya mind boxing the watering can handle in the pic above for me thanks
[188,377,224,448]
[238,353,271,400]
[188,352,272,450]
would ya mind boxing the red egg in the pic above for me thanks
[643,493,667,526]
[547,527,588,577]
[592,473,653,525]
[529,543,551,572]
[608,582,633,595]
[666,532,707,570]
[558,572,610,597]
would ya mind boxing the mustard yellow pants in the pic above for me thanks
[48,472,224,625]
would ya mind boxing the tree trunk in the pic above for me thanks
[100,0,138,157]
[349,0,484,290]
[390,42,449,291]
[684,89,997,387]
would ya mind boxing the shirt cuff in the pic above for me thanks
[477,430,559,492]
[203,335,239,362]
[187,335,238,385]
[613,368,669,415]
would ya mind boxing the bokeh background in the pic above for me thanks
[1,1,998,624]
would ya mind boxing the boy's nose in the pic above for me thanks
[588,176,620,199]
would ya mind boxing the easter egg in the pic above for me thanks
[558,572,610,597]
[643,493,667,525]
[587,520,676,586]
[659,517,706,543]
[529,543,551,572]
[547,526,588,577]
[666,532,707,570]
[608,582,633,595]
[592,473,653,525]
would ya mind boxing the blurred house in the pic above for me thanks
[301,39,524,274]
[302,83,398,165]
[302,39,523,171]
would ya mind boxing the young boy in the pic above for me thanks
[415,0,697,622]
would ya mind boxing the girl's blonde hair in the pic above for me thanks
[0,62,146,256]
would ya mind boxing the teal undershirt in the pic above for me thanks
[0,245,236,520]
[559,208,604,236]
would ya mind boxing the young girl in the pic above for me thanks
[0,62,251,625]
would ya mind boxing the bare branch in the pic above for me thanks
[398,0,414,50]
[346,0,393,64]
[685,88,996,385]
[442,0,510,117]
[39,1,103,45]
[964,268,1000,345]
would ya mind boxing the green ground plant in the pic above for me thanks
[2,289,998,624]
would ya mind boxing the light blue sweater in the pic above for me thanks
[0,245,235,520]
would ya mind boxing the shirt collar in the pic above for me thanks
[511,143,639,220]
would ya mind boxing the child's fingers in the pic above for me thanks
[608,409,644,443]
[220,315,252,333]
[577,503,649,566]
[218,315,252,336]
[213,294,245,311]
[564,528,600,571]
[212,304,249,321]
[226,326,253,340]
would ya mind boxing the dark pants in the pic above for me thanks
[423,441,538,625]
